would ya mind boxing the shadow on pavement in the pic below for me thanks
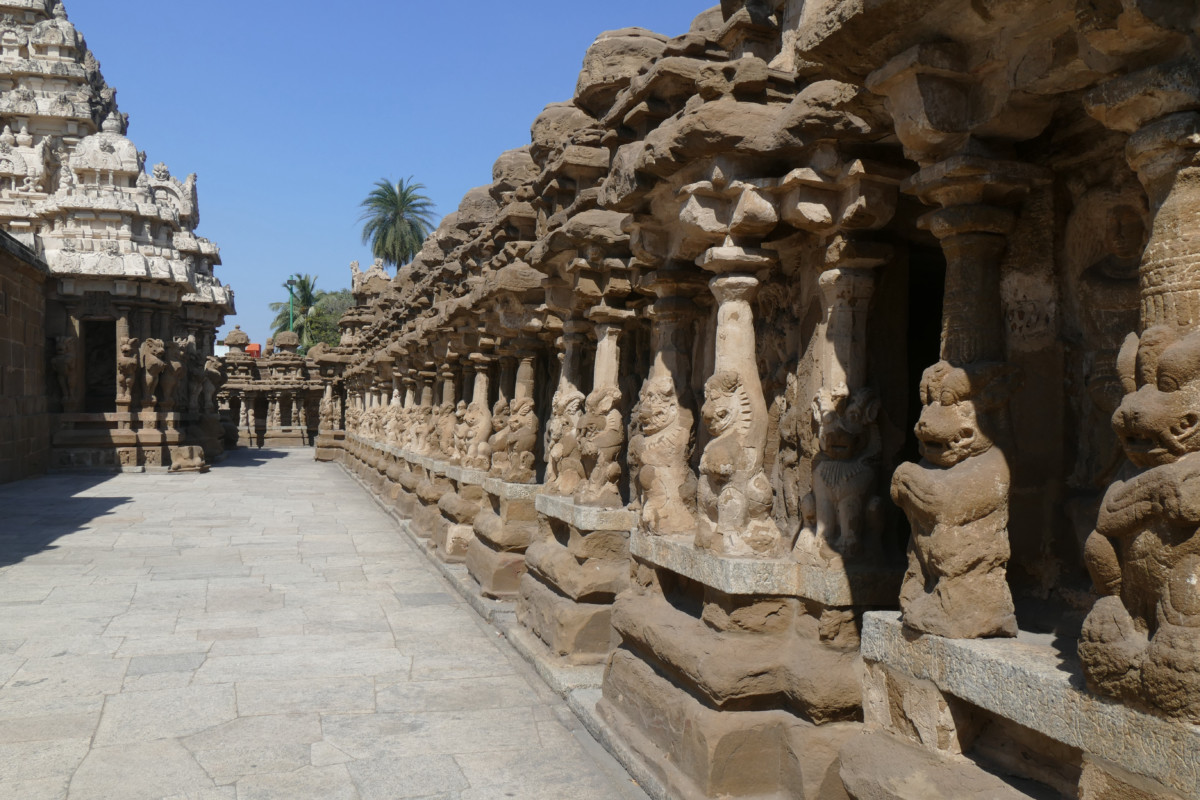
[0,472,130,570]
[212,448,300,470]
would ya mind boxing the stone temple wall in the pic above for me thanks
[0,0,236,476]
[311,2,1200,798]
[0,230,49,483]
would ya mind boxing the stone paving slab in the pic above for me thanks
[0,449,648,800]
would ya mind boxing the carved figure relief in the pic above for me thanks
[1080,327,1200,722]
[545,388,586,496]
[463,401,493,470]
[696,370,782,556]
[486,400,511,475]
[437,404,457,459]
[794,384,884,565]
[159,337,186,409]
[319,395,334,430]
[187,344,206,414]
[500,397,539,483]
[451,400,469,463]
[202,356,224,414]
[575,386,624,507]
[629,377,696,534]
[139,338,166,405]
[113,335,141,403]
[50,335,75,402]
[891,361,1019,639]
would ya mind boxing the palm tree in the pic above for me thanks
[358,177,436,269]
[269,273,321,347]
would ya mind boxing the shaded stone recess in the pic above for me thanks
[307,1,1200,798]
[0,230,49,482]
[0,0,235,479]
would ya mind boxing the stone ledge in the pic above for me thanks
[630,530,901,605]
[484,477,539,500]
[839,729,1047,799]
[535,492,635,531]
[862,611,1200,799]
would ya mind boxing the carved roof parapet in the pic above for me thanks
[574,27,670,118]
[489,146,538,205]
[798,0,1191,95]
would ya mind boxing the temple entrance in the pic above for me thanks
[82,320,116,413]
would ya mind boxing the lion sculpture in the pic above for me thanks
[891,360,1019,639]
[1080,327,1200,721]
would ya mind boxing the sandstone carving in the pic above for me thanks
[892,361,1019,639]
[696,370,782,557]
[139,338,167,404]
[116,336,139,404]
[1080,327,1200,721]
[629,376,695,534]
[462,400,492,470]
[544,387,587,496]
[575,386,624,507]
[498,396,538,483]
[794,384,883,564]
[168,445,208,473]
[284,3,1200,798]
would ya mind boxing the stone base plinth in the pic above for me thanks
[517,571,615,665]
[839,730,1046,800]
[599,646,857,800]
[431,522,473,563]
[516,493,632,664]
[858,611,1200,800]
[612,586,861,723]
[465,538,526,598]
[314,430,344,461]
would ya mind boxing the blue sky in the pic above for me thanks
[66,1,707,344]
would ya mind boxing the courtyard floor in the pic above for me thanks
[0,449,648,800]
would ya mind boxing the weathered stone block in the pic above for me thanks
[601,647,856,799]
[465,538,526,598]
[432,522,474,564]
[517,571,616,664]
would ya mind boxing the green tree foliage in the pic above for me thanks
[358,177,436,269]
[306,289,354,349]
[269,273,320,344]
[269,275,354,351]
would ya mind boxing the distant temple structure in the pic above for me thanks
[0,0,234,479]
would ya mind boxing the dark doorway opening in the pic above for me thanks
[83,320,116,413]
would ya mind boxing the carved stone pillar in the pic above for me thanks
[115,308,134,415]
[464,354,494,470]
[576,310,632,507]
[630,271,700,534]
[545,320,589,496]
[693,242,782,556]
[1076,62,1200,722]
[497,356,517,403]
[884,159,1044,640]
[403,374,417,409]
[793,240,892,566]
[493,350,538,484]
[869,45,1051,638]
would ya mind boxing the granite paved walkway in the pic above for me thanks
[0,449,648,800]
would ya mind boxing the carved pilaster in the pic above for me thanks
[1076,60,1200,722]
